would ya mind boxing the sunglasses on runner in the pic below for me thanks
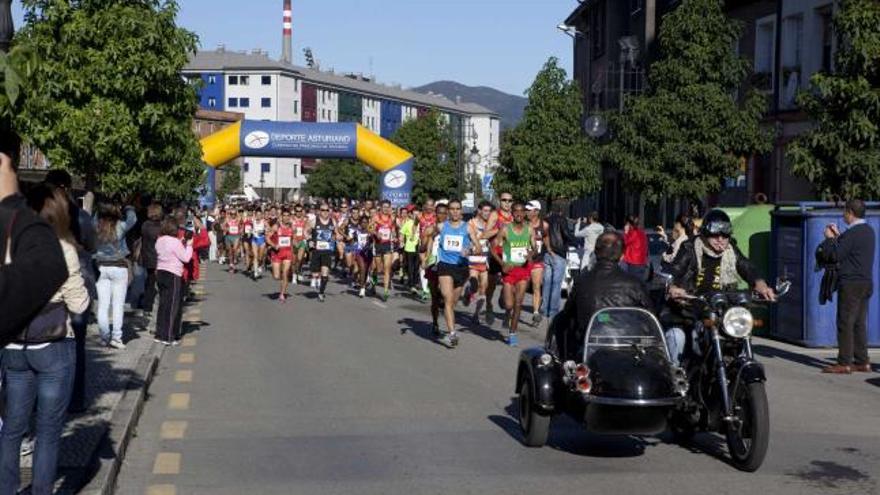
[500,198,513,203]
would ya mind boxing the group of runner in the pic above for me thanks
[211,191,553,348]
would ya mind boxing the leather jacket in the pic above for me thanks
[667,239,761,293]
[546,213,574,256]
[574,260,652,329]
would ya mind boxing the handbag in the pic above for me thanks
[2,209,69,344]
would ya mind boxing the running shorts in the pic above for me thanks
[272,250,294,263]
[374,242,393,256]
[503,265,531,285]
[437,262,470,288]
[310,251,333,272]
[252,235,266,247]
[225,235,241,245]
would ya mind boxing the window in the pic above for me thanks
[228,97,238,108]
[818,5,833,73]
[239,75,250,85]
[321,109,326,119]
[321,90,326,104]
[294,100,299,113]
[207,97,216,108]
[591,0,606,59]
[782,15,803,69]
[754,16,776,91]
[228,75,238,85]
[261,98,272,108]
[262,75,271,85]
[208,75,216,85]
[243,162,249,173]
[261,162,271,173]
[239,98,250,108]
[630,0,643,14]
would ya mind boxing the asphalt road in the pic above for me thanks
[116,263,880,495]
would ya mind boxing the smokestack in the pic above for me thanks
[281,0,292,63]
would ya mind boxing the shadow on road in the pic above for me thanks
[752,344,834,370]
[488,398,660,458]
[867,377,880,388]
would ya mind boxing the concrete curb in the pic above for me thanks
[78,343,166,495]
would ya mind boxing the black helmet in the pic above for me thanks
[701,209,732,237]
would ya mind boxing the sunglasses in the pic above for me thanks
[320,209,330,212]
[500,198,513,202]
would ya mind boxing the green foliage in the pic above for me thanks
[14,0,203,198]
[390,109,457,204]
[787,0,880,200]
[217,164,241,199]
[303,159,378,200]
[0,45,38,119]
[603,0,771,202]
[494,57,599,202]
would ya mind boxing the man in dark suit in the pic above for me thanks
[822,200,875,374]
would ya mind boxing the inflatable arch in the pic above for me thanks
[200,120,414,206]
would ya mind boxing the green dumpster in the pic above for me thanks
[720,205,773,334]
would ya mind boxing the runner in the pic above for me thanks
[491,202,535,347]
[371,200,397,301]
[351,215,373,298]
[251,209,268,279]
[344,205,363,280]
[223,209,242,273]
[465,200,499,324]
[309,203,338,302]
[291,204,310,286]
[334,202,351,273]
[214,209,227,264]
[400,204,421,296]
[268,210,295,302]
[242,209,254,276]
[485,191,514,323]
[421,203,450,337]
[434,199,481,348]
[526,200,549,326]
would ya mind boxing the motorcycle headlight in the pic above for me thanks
[722,306,754,338]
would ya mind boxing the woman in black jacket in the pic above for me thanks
[140,203,163,321]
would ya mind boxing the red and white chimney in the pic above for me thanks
[281,0,292,63]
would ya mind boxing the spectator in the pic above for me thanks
[821,200,876,374]
[155,217,193,345]
[622,215,649,281]
[541,204,575,320]
[42,169,96,413]
[0,136,67,343]
[94,203,138,349]
[659,214,693,266]
[1,184,89,495]
[140,203,163,321]
[574,211,605,270]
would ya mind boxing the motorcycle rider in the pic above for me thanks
[665,209,776,366]
[556,231,652,361]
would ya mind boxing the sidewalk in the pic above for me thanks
[14,281,206,494]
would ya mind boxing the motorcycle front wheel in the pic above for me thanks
[725,382,769,472]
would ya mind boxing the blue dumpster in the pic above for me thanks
[770,204,880,347]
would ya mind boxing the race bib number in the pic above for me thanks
[245,225,253,234]
[228,225,239,235]
[469,255,487,264]
[278,237,291,248]
[509,247,528,265]
[378,227,392,241]
[295,227,304,238]
[357,233,370,246]
[316,241,331,251]
[443,235,464,253]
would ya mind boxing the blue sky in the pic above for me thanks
[12,0,576,96]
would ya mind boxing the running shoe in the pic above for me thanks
[109,339,126,350]
[507,333,519,347]
[292,273,298,285]
[318,293,326,302]
[279,293,286,303]
[420,290,429,302]
[440,332,459,348]
[382,289,390,302]
[359,287,366,298]
[485,308,496,325]
[531,312,543,326]
[462,283,473,307]
[171,340,181,347]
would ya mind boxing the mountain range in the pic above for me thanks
[412,81,527,129]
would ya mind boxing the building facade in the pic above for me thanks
[184,49,500,202]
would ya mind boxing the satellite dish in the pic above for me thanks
[584,115,607,138]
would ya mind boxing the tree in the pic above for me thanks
[603,0,771,202]
[14,0,203,198]
[494,57,599,202]
[390,110,457,204]
[217,164,241,199]
[302,159,378,200]
[787,0,880,200]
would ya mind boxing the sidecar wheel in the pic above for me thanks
[726,382,770,472]
[518,377,550,447]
